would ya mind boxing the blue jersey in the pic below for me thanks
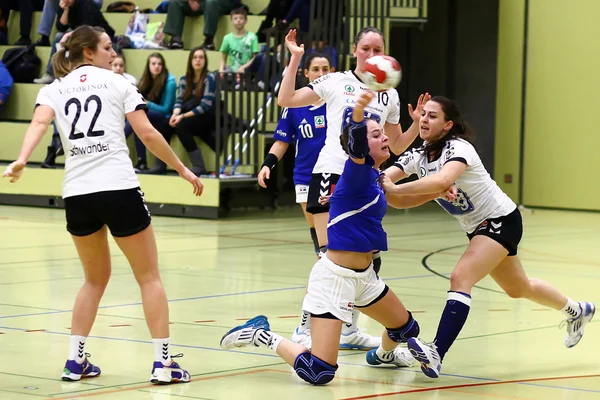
[327,156,388,253]
[273,104,327,186]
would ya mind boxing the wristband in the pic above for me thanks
[261,153,279,170]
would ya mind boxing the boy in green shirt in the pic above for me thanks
[219,8,260,75]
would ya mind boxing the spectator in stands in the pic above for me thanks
[111,53,137,84]
[147,47,216,176]
[164,0,234,51]
[125,53,177,173]
[255,0,293,42]
[219,7,259,86]
[0,59,13,112]
[34,0,103,46]
[0,0,44,45]
[34,0,114,84]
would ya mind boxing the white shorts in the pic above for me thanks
[295,184,309,203]
[312,144,347,175]
[302,254,387,323]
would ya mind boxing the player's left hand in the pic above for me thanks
[179,168,203,196]
[408,92,431,122]
[318,195,331,205]
[440,185,458,201]
[2,160,26,183]
[379,174,395,193]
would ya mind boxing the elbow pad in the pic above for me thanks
[348,120,370,159]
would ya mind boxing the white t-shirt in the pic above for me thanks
[395,138,516,233]
[36,65,146,198]
[308,70,400,175]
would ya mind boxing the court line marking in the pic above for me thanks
[337,373,600,399]
[47,369,271,400]
[0,273,439,320]
[262,369,535,400]
[135,389,214,400]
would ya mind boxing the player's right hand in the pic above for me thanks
[285,29,304,57]
[353,91,376,122]
[179,168,203,196]
[2,160,26,183]
[257,166,270,188]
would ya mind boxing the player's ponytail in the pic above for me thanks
[52,47,71,78]
[421,96,475,157]
[51,25,106,78]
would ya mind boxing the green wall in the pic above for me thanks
[495,0,599,211]
[494,0,525,202]
[523,0,600,210]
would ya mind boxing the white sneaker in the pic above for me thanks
[561,302,595,348]
[366,346,415,367]
[291,327,312,349]
[34,73,54,84]
[339,328,381,350]
[407,337,442,378]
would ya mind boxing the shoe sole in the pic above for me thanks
[61,372,100,381]
[339,343,378,350]
[407,338,440,378]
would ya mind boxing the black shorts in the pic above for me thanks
[306,173,341,214]
[64,187,151,238]
[467,207,523,256]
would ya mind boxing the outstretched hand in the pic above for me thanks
[408,92,431,122]
[284,29,304,57]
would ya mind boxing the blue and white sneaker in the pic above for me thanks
[407,338,442,378]
[562,302,596,348]
[220,315,270,350]
[339,328,381,350]
[150,354,191,384]
[366,346,415,367]
[61,355,101,381]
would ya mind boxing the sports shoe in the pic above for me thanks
[61,354,101,381]
[220,315,270,350]
[407,337,442,378]
[291,327,312,349]
[150,354,190,384]
[366,346,415,367]
[561,301,596,348]
[339,328,381,350]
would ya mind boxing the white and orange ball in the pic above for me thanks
[362,55,402,91]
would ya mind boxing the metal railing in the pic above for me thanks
[213,0,428,177]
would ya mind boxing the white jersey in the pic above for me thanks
[36,66,146,198]
[308,70,400,175]
[395,138,516,233]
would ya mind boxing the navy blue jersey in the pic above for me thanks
[273,104,327,186]
[327,156,388,253]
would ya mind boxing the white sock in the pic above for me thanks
[68,335,87,363]
[375,344,395,362]
[253,329,283,352]
[152,337,171,366]
[561,298,582,319]
[297,311,311,333]
[342,309,360,335]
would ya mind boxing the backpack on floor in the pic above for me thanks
[1,44,41,83]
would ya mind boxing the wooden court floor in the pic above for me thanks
[0,203,598,399]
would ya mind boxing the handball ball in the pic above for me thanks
[362,55,402,91]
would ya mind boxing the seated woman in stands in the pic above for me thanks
[147,47,216,176]
[124,53,177,172]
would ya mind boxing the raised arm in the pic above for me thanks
[386,93,430,155]
[277,30,320,108]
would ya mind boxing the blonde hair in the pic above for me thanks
[52,25,106,78]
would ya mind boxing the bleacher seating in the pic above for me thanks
[0,5,278,170]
